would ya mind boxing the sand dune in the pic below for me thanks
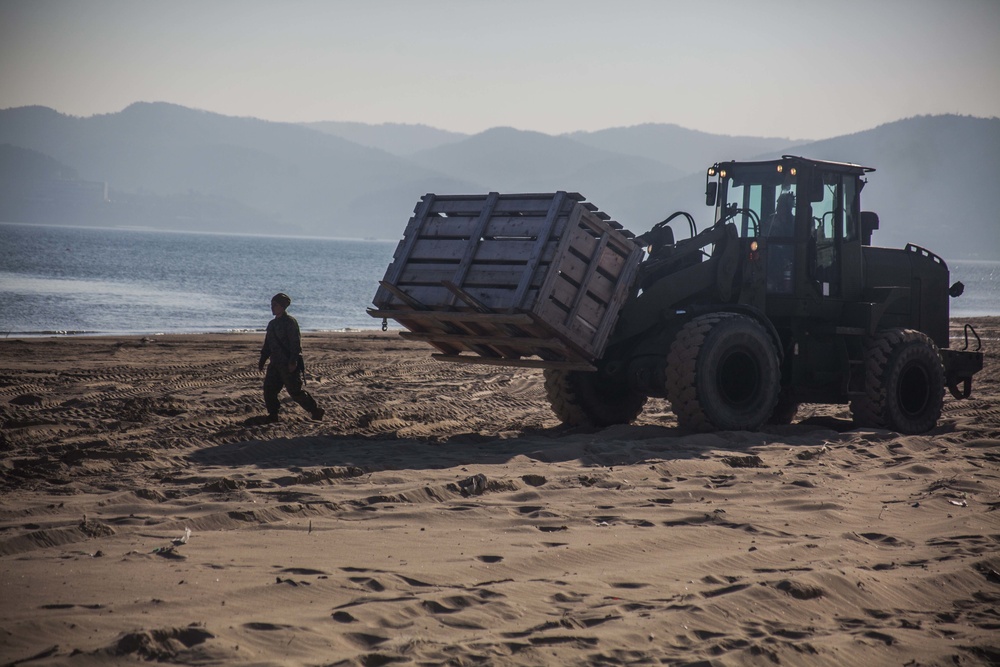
[1,320,998,666]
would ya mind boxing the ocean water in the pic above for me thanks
[947,260,999,318]
[0,223,399,336]
[0,223,996,337]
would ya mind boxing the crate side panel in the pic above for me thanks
[527,208,643,357]
[545,272,608,331]
[548,252,617,306]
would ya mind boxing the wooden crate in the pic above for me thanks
[369,191,644,371]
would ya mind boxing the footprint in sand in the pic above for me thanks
[477,555,503,563]
[331,611,357,623]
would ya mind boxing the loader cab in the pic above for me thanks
[707,156,873,311]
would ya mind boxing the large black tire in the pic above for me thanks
[543,368,646,427]
[850,329,944,434]
[666,313,781,432]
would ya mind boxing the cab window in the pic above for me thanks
[809,173,841,296]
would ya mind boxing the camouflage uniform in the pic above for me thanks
[259,311,322,419]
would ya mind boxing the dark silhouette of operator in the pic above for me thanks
[766,191,795,237]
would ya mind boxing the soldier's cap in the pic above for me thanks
[271,293,292,307]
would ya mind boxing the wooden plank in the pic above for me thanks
[398,264,552,290]
[430,195,557,216]
[387,285,539,311]
[566,223,630,280]
[378,280,428,310]
[383,194,435,286]
[442,281,492,313]
[407,287,539,354]
[387,278,512,358]
[448,192,500,305]
[367,309,536,326]
[592,243,644,346]
[418,216,478,238]
[408,238,559,264]
[547,250,615,305]
[493,197,573,215]
[427,193,579,215]
[372,237,407,308]
[399,264,549,289]
[524,310,596,362]
[400,331,570,351]
[566,309,600,338]
[511,192,566,310]
[416,215,571,241]
[547,278,606,331]
[565,232,611,326]
[536,288,602,345]
[432,354,596,372]
[483,216,568,240]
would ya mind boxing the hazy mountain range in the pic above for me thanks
[1,102,997,259]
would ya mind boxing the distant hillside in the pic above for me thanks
[0,103,478,238]
[303,121,467,156]
[1,105,997,257]
[566,124,804,174]
[0,142,283,233]
[408,127,684,206]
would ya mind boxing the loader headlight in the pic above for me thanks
[708,167,717,176]
[776,165,783,173]
[719,169,727,178]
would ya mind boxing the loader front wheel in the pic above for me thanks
[666,313,780,432]
[543,368,646,427]
[850,329,944,434]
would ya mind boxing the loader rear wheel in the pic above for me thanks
[543,368,646,427]
[666,313,780,432]
[850,329,944,434]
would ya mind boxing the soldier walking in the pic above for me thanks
[258,292,324,422]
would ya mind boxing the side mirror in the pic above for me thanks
[859,211,879,245]
[705,181,718,207]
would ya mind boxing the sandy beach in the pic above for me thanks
[1,319,998,666]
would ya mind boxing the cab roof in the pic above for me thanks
[715,155,876,175]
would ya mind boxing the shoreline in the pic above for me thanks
[0,326,396,341]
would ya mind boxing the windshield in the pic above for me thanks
[718,165,796,239]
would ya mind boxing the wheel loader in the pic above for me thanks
[370,155,984,434]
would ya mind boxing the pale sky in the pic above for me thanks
[1,0,998,139]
